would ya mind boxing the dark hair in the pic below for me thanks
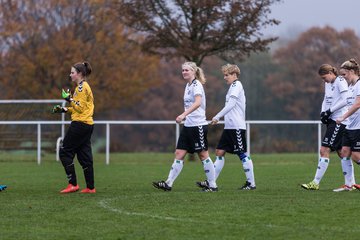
[318,64,337,76]
[73,61,92,77]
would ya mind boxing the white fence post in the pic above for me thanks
[37,123,41,165]
[106,123,110,165]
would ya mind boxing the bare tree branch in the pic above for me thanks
[117,0,280,65]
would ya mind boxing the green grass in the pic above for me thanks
[1,152,359,240]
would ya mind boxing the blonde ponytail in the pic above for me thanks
[182,61,206,84]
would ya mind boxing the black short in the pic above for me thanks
[342,129,360,152]
[321,120,345,151]
[216,129,247,154]
[176,125,208,154]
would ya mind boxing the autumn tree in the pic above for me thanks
[117,0,281,65]
[0,0,160,113]
[266,26,360,119]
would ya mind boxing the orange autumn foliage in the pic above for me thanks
[0,0,160,112]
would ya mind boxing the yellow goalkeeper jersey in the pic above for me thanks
[67,81,94,125]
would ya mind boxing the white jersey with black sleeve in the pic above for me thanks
[321,76,348,122]
[214,80,246,130]
[183,79,208,127]
[346,79,360,130]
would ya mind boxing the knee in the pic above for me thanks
[78,159,92,169]
[197,151,209,161]
[59,147,66,160]
[351,152,360,164]
[215,149,225,156]
[175,149,186,160]
[59,148,72,165]
[340,147,351,158]
[319,147,330,157]
[81,164,93,171]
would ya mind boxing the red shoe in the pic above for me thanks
[60,184,79,193]
[353,184,360,190]
[81,188,96,193]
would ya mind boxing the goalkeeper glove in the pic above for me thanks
[62,89,73,103]
[52,105,67,114]
[320,109,332,124]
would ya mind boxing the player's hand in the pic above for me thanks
[210,118,219,125]
[176,114,185,123]
[320,109,332,124]
[336,117,345,124]
[324,109,332,117]
[320,114,329,124]
[52,105,67,114]
[61,89,73,103]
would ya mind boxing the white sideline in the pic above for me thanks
[98,198,195,222]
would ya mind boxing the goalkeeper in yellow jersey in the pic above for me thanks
[52,61,96,194]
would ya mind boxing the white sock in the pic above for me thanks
[214,156,225,180]
[313,157,329,184]
[202,158,217,188]
[341,157,354,186]
[166,159,183,187]
[241,155,255,186]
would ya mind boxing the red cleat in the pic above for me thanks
[60,184,79,193]
[80,188,96,193]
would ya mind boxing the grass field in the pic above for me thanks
[1,152,360,240]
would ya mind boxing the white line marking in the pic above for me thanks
[98,198,195,222]
[98,196,360,233]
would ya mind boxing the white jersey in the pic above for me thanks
[346,79,360,130]
[221,80,246,129]
[183,79,208,127]
[322,76,348,122]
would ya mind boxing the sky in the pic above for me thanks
[263,0,360,37]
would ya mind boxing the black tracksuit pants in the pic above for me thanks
[59,121,95,189]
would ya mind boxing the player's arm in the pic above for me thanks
[337,95,360,123]
[66,106,73,114]
[68,86,91,114]
[330,90,347,113]
[320,96,327,113]
[68,99,83,113]
[176,94,201,123]
[211,96,237,125]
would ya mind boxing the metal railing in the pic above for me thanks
[0,120,322,165]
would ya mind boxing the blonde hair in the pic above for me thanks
[318,64,337,76]
[340,58,360,75]
[221,64,241,77]
[182,61,206,84]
